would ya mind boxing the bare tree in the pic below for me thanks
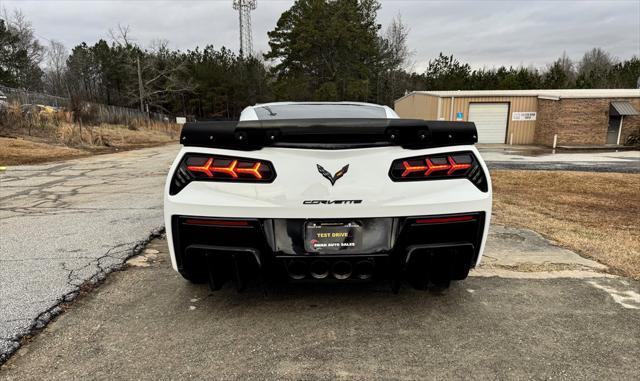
[378,13,412,104]
[384,14,412,71]
[2,8,44,65]
[43,40,69,96]
[128,44,196,113]
[577,48,617,88]
[108,23,134,47]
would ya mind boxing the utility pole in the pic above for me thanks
[232,0,257,58]
[137,56,144,112]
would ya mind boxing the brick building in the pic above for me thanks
[394,89,640,146]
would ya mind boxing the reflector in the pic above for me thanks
[184,219,250,226]
[415,215,475,224]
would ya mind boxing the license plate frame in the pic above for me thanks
[304,221,362,253]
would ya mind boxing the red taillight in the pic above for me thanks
[186,158,265,179]
[235,162,263,179]
[169,154,276,195]
[415,215,475,224]
[401,156,471,177]
[389,151,488,192]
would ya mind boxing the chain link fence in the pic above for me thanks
[0,85,170,124]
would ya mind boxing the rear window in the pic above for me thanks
[254,104,387,120]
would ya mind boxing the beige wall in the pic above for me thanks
[395,94,539,144]
[394,93,439,120]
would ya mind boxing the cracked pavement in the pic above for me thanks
[1,232,638,379]
[0,145,179,362]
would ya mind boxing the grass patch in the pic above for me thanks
[491,170,640,279]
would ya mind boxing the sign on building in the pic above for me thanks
[176,117,187,124]
[512,112,536,121]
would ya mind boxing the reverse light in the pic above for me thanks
[389,151,488,192]
[170,154,276,195]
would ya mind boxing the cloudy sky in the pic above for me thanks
[2,0,639,71]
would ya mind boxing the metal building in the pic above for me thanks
[394,89,640,146]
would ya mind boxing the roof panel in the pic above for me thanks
[397,89,640,101]
[610,101,639,116]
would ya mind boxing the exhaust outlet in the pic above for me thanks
[354,260,375,280]
[332,260,353,280]
[310,260,330,279]
[287,260,307,280]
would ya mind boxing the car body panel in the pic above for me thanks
[164,102,492,287]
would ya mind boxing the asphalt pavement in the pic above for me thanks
[1,229,638,380]
[479,146,640,173]
[0,145,179,362]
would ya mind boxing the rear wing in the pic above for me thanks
[180,118,477,150]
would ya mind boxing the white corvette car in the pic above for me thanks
[164,102,491,292]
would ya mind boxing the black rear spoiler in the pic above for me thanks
[180,118,477,150]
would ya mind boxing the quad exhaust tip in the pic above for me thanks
[287,259,375,281]
[287,260,307,280]
[354,260,375,280]
[332,260,353,280]
[310,260,330,279]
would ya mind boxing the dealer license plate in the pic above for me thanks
[304,221,362,253]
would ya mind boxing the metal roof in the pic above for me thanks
[396,89,640,102]
[610,101,639,116]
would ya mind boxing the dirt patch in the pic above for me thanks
[491,170,640,280]
[0,137,87,165]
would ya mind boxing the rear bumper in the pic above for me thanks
[170,213,486,285]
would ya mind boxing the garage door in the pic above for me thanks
[468,103,509,143]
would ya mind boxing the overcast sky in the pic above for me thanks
[2,0,639,72]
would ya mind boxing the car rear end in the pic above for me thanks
[164,103,491,292]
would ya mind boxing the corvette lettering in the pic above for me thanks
[303,200,363,205]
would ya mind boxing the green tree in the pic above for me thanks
[543,53,575,89]
[423,53,471,90]
[264,0,383,101]
[0,19,42,88]
[610,56,640,88]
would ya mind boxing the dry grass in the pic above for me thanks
[56,122,179,148]
[491,170,640,279]
[0,103,180,165]
[0,137,86,165]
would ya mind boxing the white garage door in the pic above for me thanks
[468,103,509,143]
